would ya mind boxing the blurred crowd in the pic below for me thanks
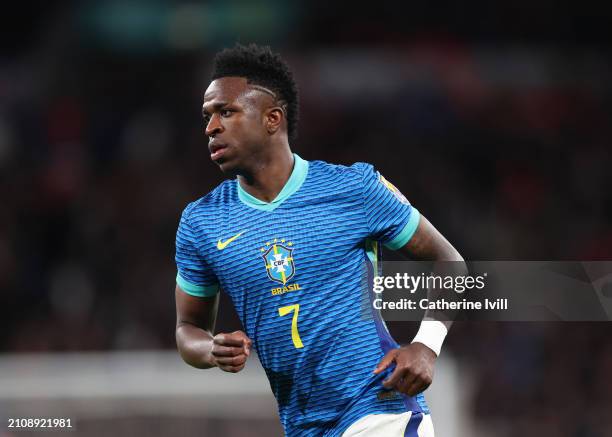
[1,2,611,436]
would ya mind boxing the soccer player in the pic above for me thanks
[175,44,463,436]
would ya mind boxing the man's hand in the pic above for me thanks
[373,343,437,396]
[211,330,252,373]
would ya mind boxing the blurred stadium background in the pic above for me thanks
[1,1,611,436]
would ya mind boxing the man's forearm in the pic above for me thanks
[400,216,465,352]
[176,323,216,369]
[425,251,466,332]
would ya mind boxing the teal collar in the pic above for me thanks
[237,154,309,211]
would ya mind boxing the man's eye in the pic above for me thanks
[220,109,233,117]
[203,115,211,124]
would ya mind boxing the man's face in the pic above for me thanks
[202,77,273,175]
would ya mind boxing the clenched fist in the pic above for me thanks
[373,342,437,396]
[211,330,252,373]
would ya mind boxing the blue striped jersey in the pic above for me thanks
[175,154,428,436]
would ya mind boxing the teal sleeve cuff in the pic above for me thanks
[384,208,421,250]
[176,273,219,297]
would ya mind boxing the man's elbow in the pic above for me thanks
[437,243,464,263]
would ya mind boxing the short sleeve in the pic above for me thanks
[175,206,219,297]
[360,164,421,250]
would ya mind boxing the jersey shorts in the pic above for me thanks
[342,412,434,436]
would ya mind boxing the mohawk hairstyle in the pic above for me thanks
[211,43,299,141]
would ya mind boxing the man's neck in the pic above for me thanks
[237,147,294,203]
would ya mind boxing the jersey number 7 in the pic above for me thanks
[278,304,304,349]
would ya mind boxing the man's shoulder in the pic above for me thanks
[308,158,374,183]
[181,179,235,221]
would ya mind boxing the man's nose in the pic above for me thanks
[205,114,223,137]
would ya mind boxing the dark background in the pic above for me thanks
[1,2,611,436]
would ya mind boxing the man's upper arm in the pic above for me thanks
[397,214,463,261]
[175,203,219,297]
[175,205,220,297]
[175,285,220,333]
[175,204,221,332]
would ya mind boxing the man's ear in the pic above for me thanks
[265,107,285,134]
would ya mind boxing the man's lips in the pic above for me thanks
[209,142,228,160]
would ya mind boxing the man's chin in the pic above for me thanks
[215,159,239,177]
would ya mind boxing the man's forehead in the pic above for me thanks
[204,77,248,101]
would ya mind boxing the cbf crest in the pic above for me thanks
[260,239,295,284]
[379,174,410,205]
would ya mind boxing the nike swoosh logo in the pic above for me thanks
[217,231,245,250]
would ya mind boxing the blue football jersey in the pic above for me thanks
[175,154,428,436]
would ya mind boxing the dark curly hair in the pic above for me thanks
[211,43,299,142]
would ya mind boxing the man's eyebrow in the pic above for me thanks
[201,101,228,115]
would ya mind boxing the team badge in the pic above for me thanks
[261,239,295,285]
[380,174,410,205]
